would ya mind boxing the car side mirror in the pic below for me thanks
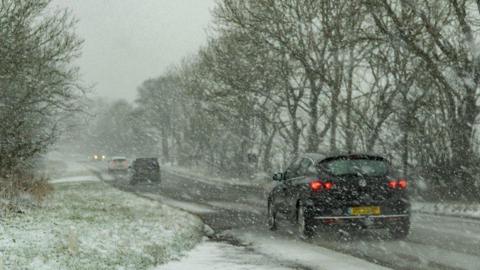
[272,172,284,181]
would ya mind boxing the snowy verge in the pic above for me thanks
[155,239,294,270]
[0,181,204,269]
[156,233,393,270]
[412,201,480,220]
[162,164,266,187]
[140,193,216,214]
[43,159,98,179]
[49,175,100,184]
[222,230,392,270]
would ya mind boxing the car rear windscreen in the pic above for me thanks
[134,159,159,169]
[321,157,389,176]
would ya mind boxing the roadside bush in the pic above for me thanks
[0,0,84,176]
[0,174,53,214]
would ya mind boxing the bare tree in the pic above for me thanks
[0,0,84,175]
[366,0,480,199]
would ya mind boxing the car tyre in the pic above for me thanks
[297,202,314,238]
[388,218,410,240]
[267,201,277,231]
[130,178,138,185]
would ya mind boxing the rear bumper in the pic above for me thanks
[306,197,410,217]
[132,173,161,181]
[304,196,410,228]
[311,214,409,228]
[313,214,409,220]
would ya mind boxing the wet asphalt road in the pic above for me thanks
[102,168,480,270]
[110,170,266,231]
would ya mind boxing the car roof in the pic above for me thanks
[134,157,158,160]
[305,152,387,162]
[304,152,327,161]
[111,156,127,160]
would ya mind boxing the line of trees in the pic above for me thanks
[103,0,479,201]
[80,99,158,157]
[0,0,84,176]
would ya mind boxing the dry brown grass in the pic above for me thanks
[0,174,54,213]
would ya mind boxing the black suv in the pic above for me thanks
[130,158,161,184]
[267,153,410,239]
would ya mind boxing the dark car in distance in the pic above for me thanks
[267,153,410,239]
[130,158,161,184]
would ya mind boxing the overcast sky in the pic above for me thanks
[52,0,216,101]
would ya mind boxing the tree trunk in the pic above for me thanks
[292,124,301,159]
[345,54,355,152]
[450,86,477,198]
[330,47,342,153]
[161,127,170,163]
[306,73,321,152]
[263,128,276,173]
[330,86,340,153]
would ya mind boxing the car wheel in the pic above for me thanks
[297,202,314,238]
[267,201,277,231]
[388,218,410,240]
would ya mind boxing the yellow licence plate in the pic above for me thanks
[350,206,381,216]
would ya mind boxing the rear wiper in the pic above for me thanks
[333,172,363,177]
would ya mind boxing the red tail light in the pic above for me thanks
[398,179,407,189]
[388,180,397,189]
[310,181,323,191]
[309,180,333,192]
[388,179,407,190]
[324,181,333,190]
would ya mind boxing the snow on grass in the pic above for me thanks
[141,193,215,214]
[0,181,204,269]
[163,165,266,187]
[207,201,262,214]
[227,230,392,270]
[155,240,294,270]
[42,159,95,180]
[49,175,100,184]
[412,202,480,219]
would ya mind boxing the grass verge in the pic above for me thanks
[0,181,203,269]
